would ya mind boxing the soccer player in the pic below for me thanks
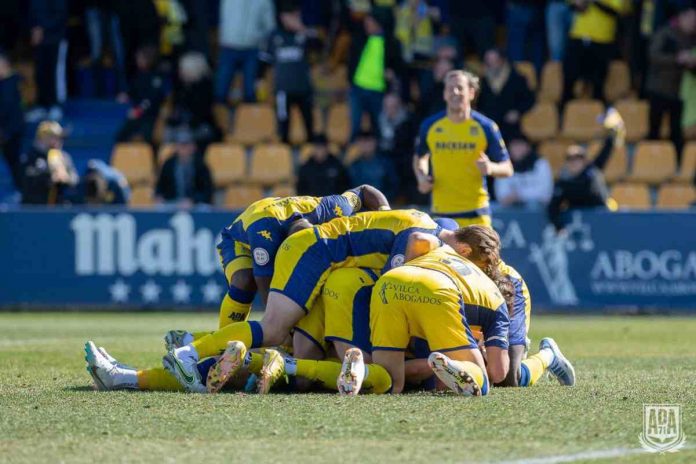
[164,209,443,392]
[164,185,390,350]
[413,70,513,227]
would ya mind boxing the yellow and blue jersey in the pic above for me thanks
[416,110,509,219]
[218,191,363,277]
[270,209,440,312]
[499,260,531,347]
[405,246,510,349]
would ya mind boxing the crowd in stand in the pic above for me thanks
[0,0,695,216]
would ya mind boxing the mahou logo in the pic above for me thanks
[71,212,220,276]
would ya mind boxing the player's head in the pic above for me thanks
[443,70,479,113]
[280,1,303,32]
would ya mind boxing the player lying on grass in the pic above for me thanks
[164,186,390,350]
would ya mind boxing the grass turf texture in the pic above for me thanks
[0,313,694,463]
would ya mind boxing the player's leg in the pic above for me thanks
[519,338,575,387]
[497,345,526,387]
[428,348,489,396]
[291,299,330,391]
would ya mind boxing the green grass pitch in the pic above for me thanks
[1,312,694,463]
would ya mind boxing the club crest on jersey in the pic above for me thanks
[640,404,686,453]
[258,230,272,241]
[253,248,270,266]
[391,254,405,268]
[469,126,479,136]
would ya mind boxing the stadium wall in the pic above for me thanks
[1,208,695,311]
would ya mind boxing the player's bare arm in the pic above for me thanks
[412,153,433,193]
[476,153,514,178]
[404,232,440,262]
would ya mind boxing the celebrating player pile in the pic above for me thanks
[85,187,575,396]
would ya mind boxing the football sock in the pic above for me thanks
[243,351,265,374]
[218,286,254,328]
[362,363,392,394]
[191,331,212,342]
[191,321,264,358]
[294,359,342,390]
[137,368,183,391]
[447,359,489,395]
[519,349,554,387]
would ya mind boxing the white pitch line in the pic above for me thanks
[492,444,695,464]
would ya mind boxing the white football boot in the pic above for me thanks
[539,337,576,386]
[162,348,206,393]
[427,352,482,396]
[84,341,138,391]
[338,348,366,396]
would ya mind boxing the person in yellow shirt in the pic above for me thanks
[413,70,513,227]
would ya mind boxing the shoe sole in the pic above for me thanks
[428,353,481,397]
[257,351,283,394]
[84,342,108,391]
[540,338,576,387]
[207,343,246,394]
[338,349,363,396]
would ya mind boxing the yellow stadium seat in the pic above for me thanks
[270,184,297,198]
[111,142,155,187]
[674,142,696,183]
[213,103,231,135]
[538,61,562,103]
[538,140,573,179]
[311,65,349,94]
[514,61,537,91]
[326,103,351,145]
[129,186,154,207]
[611,183,652,210]
[587,141,628,183]
[157,144,177,166]
[561,99,604,142]
[250,143,293,185]
[604,60,631,103]
[614,99,648,143]
[224,185,265,210]
[229,104,277,145]
[343,143,362,166]
[521,102,558,142]
[206,143,247,188]
[628,141,677,185]
[656,183,696,209]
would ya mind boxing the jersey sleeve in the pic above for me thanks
[478,303,510,349]
[314,194,360,222]
[507,277,529,346]
[246,220,283,277]
[415,118,433,157]
[482,120,510,163]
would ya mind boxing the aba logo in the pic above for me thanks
[253,248,270,266]
[257,230,272,241]
[640,405,686,453]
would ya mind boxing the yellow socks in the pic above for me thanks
[519,349,553,387]
[137,368,184,391]
[191,321,263,358]
[363,363,392,394]
[293,359,342,390]
[448,359,489,395]
[218,293,252,328]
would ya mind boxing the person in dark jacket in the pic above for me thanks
[548,108,625,232]
[296,134,349,197]
[0,53,25,192]
[83,159,131,205]
[155,128,213,206]
[115,45,166,144]
[265,3,315,144]
[477,48,535,141]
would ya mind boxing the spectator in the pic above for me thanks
[646,5,696,158]
[546,0,573,62]
[166,52,220,149]
[0,53,25,194]
[477,49,535,141]
[0,0,22,54]
[113,0,160,81]
[417,57,453,120]
[506,0,545,72]
[215,0,275,103]
[115,45,165,144]
[548,108,625,232]
[562,0,626,106]
[20,121,78,205]
[84,0,127,97]
[296,134,349,197]
[27,0,69,122]
[447,2,496,59]
[155,128,213,206]
[83,159,131,205]
[495,136,553,209]
[348,130,398,199]
[348,15,402,141]
[265,3,315,144]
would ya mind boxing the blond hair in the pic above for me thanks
[445,69,480,92]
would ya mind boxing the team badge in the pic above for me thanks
[469,126,479,136]
[253,248,270,266]
[391,254,405,268]
[640,404,686,453]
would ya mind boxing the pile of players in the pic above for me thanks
[85,185,575,396]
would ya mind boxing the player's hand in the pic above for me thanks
[476,152,492,176]
[416,174,433,193]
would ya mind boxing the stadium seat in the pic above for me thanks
[628,141,677,185]
[224,185,265,209]
[213,103,231,135]
[326,103,351,145]
[674,142,696,183]
[343,143,362,166]
[289,107,324,145]
[16,61,36,104]
[111,142,155,187]
[157,144,176,166]
[561,99,604,142]
[614,99,649,143]
[514,61,537,91]
[656,183,696,209]
[249,143,293,185]
[229,104,277,145]
[298,142,341,165]
[206,143,247,188]
[604,60,631,102]
[587,141,628,183]
[538,140,573,178]
[521,102,558,141]
[270,184,297,197]
[538,61,562,102]
[311,65,349,94]
[129,186,154,207]
[610,182,652,210]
